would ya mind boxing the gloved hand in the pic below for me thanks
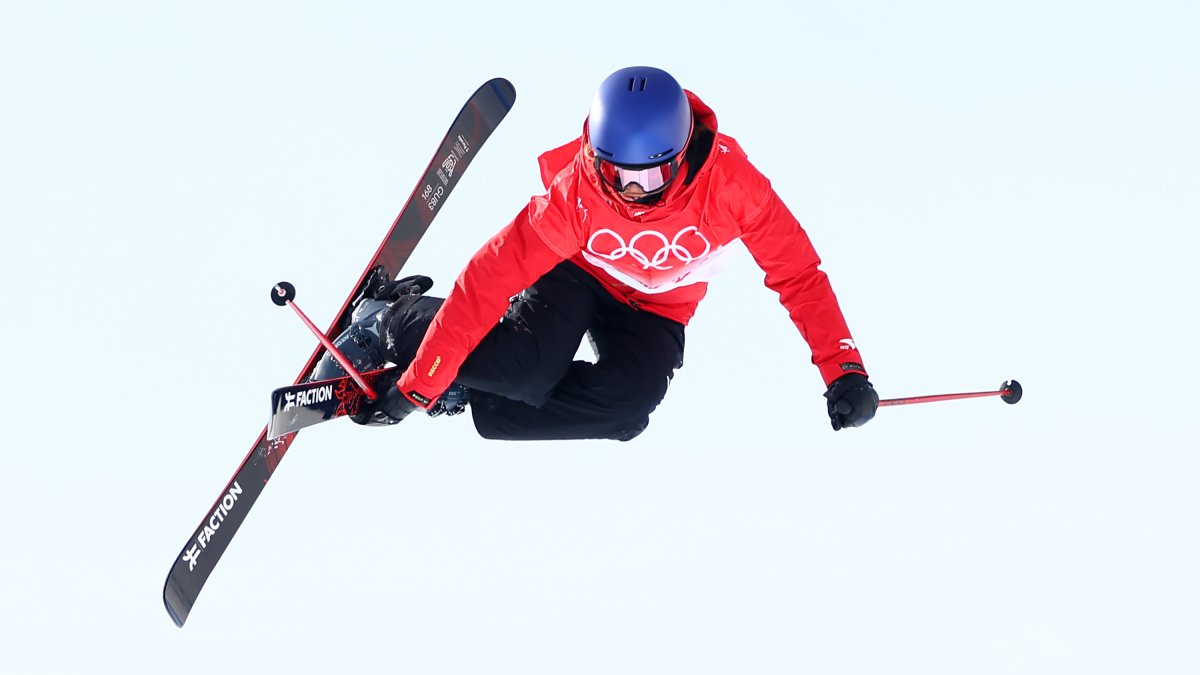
[823,373,879,431]
[351,371,421,426]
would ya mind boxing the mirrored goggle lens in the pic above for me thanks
[599,160,676,192]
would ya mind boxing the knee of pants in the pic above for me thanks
[612,368,674,411]
[598,371,674,441]
[611,415,650,442]
[622,385,673,440]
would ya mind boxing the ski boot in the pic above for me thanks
[313,267,469,418]
[311,267,432,382]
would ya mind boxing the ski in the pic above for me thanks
[162,78,516,627]
[267,366,397,439]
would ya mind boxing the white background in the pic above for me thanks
[2,1,1197,673]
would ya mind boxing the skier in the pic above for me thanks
[331,66,878,440]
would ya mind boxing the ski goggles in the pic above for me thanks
[595,157,681,194]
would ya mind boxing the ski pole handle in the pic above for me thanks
[270,281,378,400]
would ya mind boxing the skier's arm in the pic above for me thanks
[739,189,868,386]
[395,203,572,405]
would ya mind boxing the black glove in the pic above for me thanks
[823,373,879,431]
[351,370,420,426]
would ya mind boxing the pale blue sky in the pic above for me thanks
[1,1,1197,673]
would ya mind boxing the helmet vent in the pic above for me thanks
[627,77,648,92]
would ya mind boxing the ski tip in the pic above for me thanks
[163,581,190,627]
[483,77,517,110]
[1001,379,1023,404]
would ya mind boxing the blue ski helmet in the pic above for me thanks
[588,66,693,169]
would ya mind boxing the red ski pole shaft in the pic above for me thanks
[877,380,1023,408]
[271,282,378,400]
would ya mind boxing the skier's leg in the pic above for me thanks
[342,260,676,438]
[469,296,686,442]
[453,261,599,407]
[378,261,600,409]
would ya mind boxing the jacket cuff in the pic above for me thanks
[820,360,868,387]
[394,375,436,410]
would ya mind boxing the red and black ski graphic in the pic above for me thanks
[162,78,516,627]
[267,367,398,438]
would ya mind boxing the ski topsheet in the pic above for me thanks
[163,78,516,627]
[267,366,398,439]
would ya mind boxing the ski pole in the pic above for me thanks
[270,281,378,400]
[881,379,1022,408]
[835,380,1022,414]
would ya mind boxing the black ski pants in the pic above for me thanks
[388,261,685,441]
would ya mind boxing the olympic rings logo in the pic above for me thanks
[586,227,712,271]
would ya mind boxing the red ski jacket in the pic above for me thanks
[396,91,867,406]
